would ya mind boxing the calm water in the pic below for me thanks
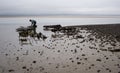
[0,17,120,73]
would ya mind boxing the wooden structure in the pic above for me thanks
[43,24,62,30]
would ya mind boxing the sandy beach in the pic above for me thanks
[0,24,120,73]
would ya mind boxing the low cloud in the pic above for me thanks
[0,0,120,16]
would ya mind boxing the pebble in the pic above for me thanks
[22,66,26,69]
[77,62,81,65]
[8,69,15,72]
[33,61,36,64]
[96,59,101,62]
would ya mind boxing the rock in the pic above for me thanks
[22,66,26,69]
[96,59,101,62]
[109,49,120,52]
[115,35,120,42]
[8,69,15,72]
[91,64,95,66]
[82,54,85,56]
[76,57,79,60]
[80,40,85,43]
[76,35,84,39]
[89,38,94,41]
[97,70,101,73]
[77,62,81,65]
[33,61,36,64]
[16,57,19,61]
[74,49,77,53]
[58,50,60,53]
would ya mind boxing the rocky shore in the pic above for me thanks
[0,24,120,73]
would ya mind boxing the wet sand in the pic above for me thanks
[0,24,120,73]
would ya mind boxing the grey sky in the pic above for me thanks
[0,0,120,15]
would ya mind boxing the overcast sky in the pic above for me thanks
[0,0,120,16]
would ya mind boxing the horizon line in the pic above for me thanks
[0,14,120,18]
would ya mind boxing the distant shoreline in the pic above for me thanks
[0,15,120,18]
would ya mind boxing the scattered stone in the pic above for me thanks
[55,64,59,68]
[69,58,72,60]
[71,60,74,63]
[82,54,85,56]
[40,51,44,56]
[81,48,83,50]
[97,70,101,73]
[77,62,81,65]
[109,70,112,72]
[106,68,109,70]
[33,61,36,64]
[39,66,45,72]
[23,50,28,55]
[97,50,100,53]
[115,35,120,41]
[74,49,77,53]
[71,50,73,52]
[80,40,85,43]
[91,64,95,66]
[118,71,120,73]
[92,53,95,55]
[58,50,60,53]
[17,50,20,51]
[76,46,80,48]
[89,38,94,41]
[108,47,112,50]
[84,58,88,60]
[111,43,116,46]
[76,35,84,38]
[9,43,12,45]
[76,57,79,60]
[22,66,26,69]
[8,69,15,72]
[100,49,107,51]
[89,67,91,69]
[27,69,29,71]
[106,57,109,60]
[5,53,8,56]
[96,59,101,62]
[16,57,19,61]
